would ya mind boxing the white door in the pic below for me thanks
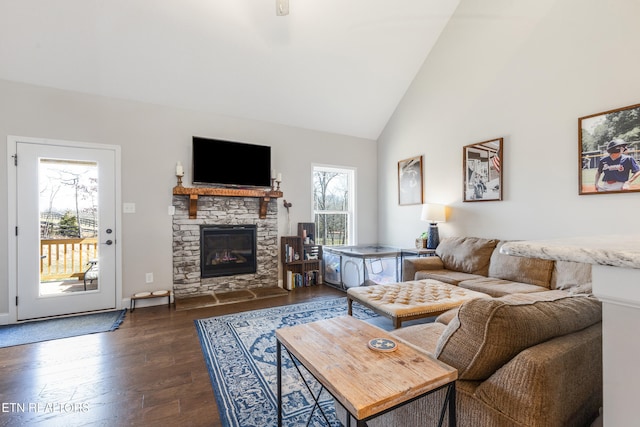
[14,139,118,320]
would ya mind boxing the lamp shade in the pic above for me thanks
[420,203,446,223]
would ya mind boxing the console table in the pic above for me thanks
[275,315,457,426]
[501,235,640,426]
[401,248,437,257]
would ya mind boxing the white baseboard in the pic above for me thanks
[0,298,175,324]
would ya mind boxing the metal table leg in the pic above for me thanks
[277,340,283,427]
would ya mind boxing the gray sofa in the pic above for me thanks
[402,236,593,297]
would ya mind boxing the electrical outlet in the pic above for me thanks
[145,273,154,283]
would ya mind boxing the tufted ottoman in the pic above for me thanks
[347,279,490,328]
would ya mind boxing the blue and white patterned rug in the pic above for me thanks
[195,297,380,427]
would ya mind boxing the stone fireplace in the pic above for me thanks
[172,192,279,299]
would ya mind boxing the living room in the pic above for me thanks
[2,0,639,313]
[1,0,639,425]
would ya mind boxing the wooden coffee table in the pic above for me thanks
[275,315,457,426]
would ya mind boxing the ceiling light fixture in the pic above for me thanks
[276,0,289,16]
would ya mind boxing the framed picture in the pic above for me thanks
[579,103,640,195]
[398,155,423,205]
[463,138,503,202]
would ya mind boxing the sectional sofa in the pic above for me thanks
[402,236,593,296]
[337,236,602,426]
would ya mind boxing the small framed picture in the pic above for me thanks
[463,138,503,202]
[579,103,640,195]
[398,155,423,205]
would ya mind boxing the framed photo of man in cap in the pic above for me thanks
[579,103,640,195]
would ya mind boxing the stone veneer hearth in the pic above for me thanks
[172,194,278,298]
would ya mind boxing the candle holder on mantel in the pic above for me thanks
[275,179,281,191]
[176,174,184,187]
[271,178,276,191]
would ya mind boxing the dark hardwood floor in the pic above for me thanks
[0,285,344,426]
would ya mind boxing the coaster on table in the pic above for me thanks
[368,338,398,352]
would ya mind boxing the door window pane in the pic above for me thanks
[39,159,99,295]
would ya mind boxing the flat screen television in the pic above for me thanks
[192,137,271,187]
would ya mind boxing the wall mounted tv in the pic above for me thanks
[192,137,271,187]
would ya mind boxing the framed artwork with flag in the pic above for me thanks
[463,137,503,202]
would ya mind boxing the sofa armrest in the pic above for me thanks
[402,257,444,281]
[475,323,602,427]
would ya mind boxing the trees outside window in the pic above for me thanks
[39,160,98,239]
[312,166,355,246]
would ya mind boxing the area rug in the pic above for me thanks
[0,309,126,348]
[195,297,380,427]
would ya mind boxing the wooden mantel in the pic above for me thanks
[172,186,283,219]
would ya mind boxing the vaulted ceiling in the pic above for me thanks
[0,0,459,139]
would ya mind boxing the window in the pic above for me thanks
[312,165,355,246]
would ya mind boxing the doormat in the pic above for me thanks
[194,297,380,427]
[0,309,126,348]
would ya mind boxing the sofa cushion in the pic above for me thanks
[474,322,602,427]
[435,237,498,276]
[434,291,602,381]
[403,257,444,281]
[435,308,459,325]
[458,277,549,298]
[551,260,592,291]
[489,241,554,288]
[415,270,484,285]
[391,322,447,354]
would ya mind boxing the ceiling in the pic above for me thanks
[0,0,459,140]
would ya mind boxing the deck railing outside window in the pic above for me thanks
[40,238,98,281]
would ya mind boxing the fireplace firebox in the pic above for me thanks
[200,225,257,278]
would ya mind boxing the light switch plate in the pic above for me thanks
[123,203,136,214]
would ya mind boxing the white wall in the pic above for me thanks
[0,79,377,317]
[378,0,640,246]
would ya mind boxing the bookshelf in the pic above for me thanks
[281,225,323,290]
